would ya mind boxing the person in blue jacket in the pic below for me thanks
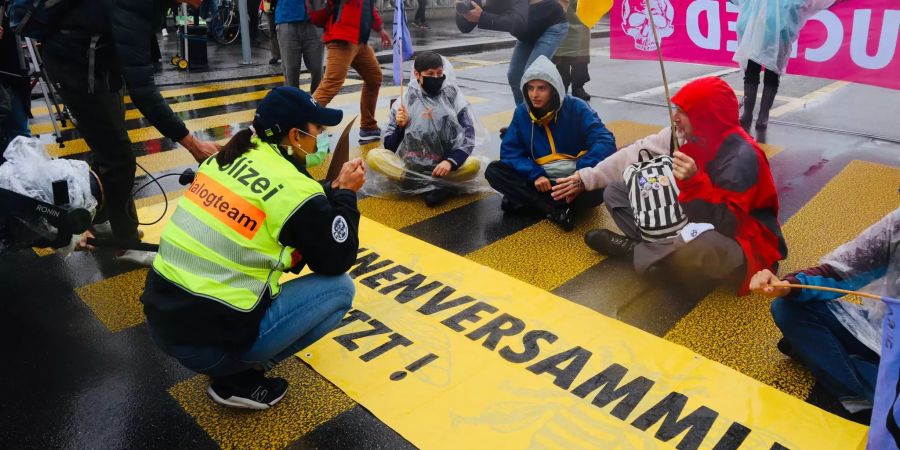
[484,56,616,231]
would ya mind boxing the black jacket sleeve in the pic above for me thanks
[278,185,361,275]
[109,0,190,142]
[477,0,528,35]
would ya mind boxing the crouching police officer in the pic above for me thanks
[141,87,364,410]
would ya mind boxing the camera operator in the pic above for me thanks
[41,0,220,264]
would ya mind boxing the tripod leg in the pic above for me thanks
[25,38,66,146]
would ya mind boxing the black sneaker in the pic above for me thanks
[584,229,638,258]
[424,188,452,207]
[547,207,575,232]
[269,57,280,65]
[207,371,288,410]
[358,127,382,143]
[776,337,795,359]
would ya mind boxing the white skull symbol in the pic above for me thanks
[621,0,675,52]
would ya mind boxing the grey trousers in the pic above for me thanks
[603,181,745,285]
[276,21,324,92]
[265,12,280,59]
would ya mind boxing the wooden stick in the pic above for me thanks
[784,284,886,301]
[643,0,680,152]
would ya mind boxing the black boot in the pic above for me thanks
[756,84,778,130]
[571,85,591,102]
[584,229,638,259]
[740,82,758,131]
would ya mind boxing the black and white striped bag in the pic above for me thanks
[623,149,687,241]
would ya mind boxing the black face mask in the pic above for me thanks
[421,75,446,96]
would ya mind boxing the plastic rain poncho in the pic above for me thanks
[0,136,98,252]
[820,208,900,355]
[732,0,837,75]
[362,58,491,197]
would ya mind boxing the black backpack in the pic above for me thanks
[6,0,79,39]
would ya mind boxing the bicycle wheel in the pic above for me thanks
[212,0,240,45]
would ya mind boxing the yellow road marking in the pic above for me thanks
[467,207,611,291]
[464,118,660,291]
[770,81,850,119]
[31,80,364,135]
[30,75,287,118]
[607,120,663,149]
[170,358,356,449]
[359,194,490,229]
[447,56,509,67]
[665,160,900,398]
[126,95,486,181]
[75,268,150,332]
[46,85,404,158]
[31,247,56,256]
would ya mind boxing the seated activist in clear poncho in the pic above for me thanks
[364,52,489,207]
[751,207,899,421]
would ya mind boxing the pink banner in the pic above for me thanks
[610,0,900,90]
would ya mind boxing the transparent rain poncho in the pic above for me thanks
[819,208,900,355]
[731,0,837,75]
[0,136,98,252]
[362,58,492,197]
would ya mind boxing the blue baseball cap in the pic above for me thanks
[254,86,343,139]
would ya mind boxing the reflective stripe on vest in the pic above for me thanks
[152,139,324,311]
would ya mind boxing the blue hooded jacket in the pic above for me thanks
[500,56,616,182]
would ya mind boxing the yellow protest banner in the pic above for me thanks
[299,218,867,449]
[577,0,613,27]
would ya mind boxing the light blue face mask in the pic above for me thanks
[298,129,330,167]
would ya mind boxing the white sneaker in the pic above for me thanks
[91,221,145,240]
[116,249,157,266]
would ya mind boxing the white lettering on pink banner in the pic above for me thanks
[611,0,900,90]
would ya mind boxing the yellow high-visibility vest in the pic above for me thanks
[153,137,323,311]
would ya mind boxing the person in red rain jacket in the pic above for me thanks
[584,76,787,294]
[308,0,391,143]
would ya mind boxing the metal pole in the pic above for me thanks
[24,38,64,146]
[182,4,189,64]
[238,0,252,64]
[644,0,680,151]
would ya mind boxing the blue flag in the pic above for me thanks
[392,0,414,86]
[869,295,900,450]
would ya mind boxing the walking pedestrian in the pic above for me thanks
[309,0,392,143]
[457,0,568,106]
[553,0,591,101]
[732,0,841,130]
[261,0,282,64]
[276,0,325,91]
[414,0,429,28]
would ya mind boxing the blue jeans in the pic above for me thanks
[507,22,569,106]
[159,273,354,378]
[771,298,879,404]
